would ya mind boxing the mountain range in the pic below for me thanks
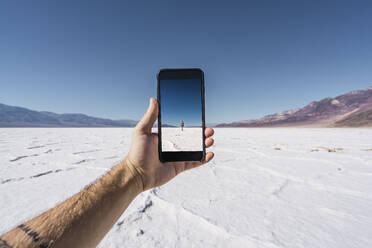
[1,86,372,127]
[0,103,137,127]
[218,86,372,127]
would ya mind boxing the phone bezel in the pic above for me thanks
[157,68,206,162]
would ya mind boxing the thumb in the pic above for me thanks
[135,98,158,134]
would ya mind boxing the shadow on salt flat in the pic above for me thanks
[73,149,101,155]
[1,167,75,185]
[27,145,46,149]
[9,154,39,162]
[74,159,95,165]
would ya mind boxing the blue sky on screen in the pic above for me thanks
[160,79,202,127]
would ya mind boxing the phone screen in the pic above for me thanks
[159,78,203,152]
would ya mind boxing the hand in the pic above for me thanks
[126,98,215,191]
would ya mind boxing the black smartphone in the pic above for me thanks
[157,68,206,162]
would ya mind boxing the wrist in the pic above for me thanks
[122,157,144,193]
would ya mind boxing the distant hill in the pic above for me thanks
[333,108,372,127]
[0,103,137,127]
[160,124,177,127]
[3,86,372,128]
[218,86,372,128]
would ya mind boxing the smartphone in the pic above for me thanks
[157,68,206,162]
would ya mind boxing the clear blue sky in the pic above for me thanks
[1,1,371,123]
[160,79,202,127]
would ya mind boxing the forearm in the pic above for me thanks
[0,158,143,248]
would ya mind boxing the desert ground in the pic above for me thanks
[161,127,203,151]
[0,128,372,247]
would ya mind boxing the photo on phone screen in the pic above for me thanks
[160,79,203,151]
[157,69,205,162]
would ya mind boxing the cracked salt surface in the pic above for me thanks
[0,128,372,247]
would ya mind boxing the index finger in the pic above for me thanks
[205,127,214,138]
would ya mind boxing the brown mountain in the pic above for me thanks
[333,108,372,127]
[218,86,372,127]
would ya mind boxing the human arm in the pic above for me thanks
[0,98,215,248]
